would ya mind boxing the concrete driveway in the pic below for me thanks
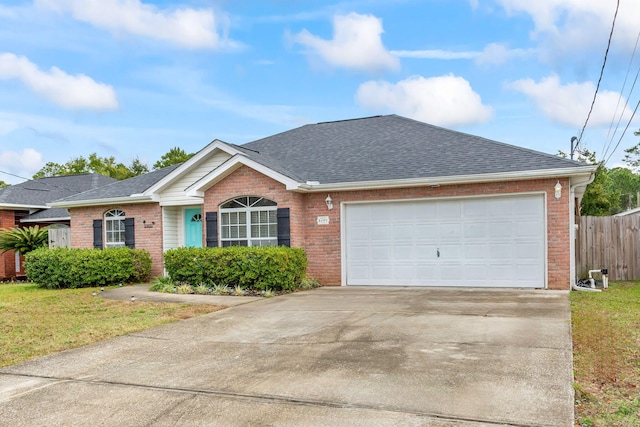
[0,287,573,426]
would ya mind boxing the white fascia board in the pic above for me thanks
[50,195,154,208]
[0,203,48,210]
[159,199,204,207]
[143,140,242,196]
[21,217,70,223]
[186,155,301,196]
[296,166,597,192]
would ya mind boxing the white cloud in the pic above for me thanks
[356,75,493,127]
[0,148,45,181]
[35,0,223,49]
[494,0,640,54]
[475,43,534,65]
[507,74,634,127]
[292,12,400,73]
[391,49,480,60]
[0,53,118,111]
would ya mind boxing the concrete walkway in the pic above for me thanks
[0,287,574,426]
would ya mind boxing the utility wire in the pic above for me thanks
[602,29,640,160]
[576,0,620,150]
[604,96,640,166]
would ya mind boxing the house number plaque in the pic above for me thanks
[317,216,330,225]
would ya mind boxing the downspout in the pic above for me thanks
[569,171,596,291]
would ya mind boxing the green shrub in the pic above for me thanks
[163,246,307,292]
[24,247,152,289]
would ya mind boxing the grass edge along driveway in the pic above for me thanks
[0,282,224,368]
[571,281,640,427]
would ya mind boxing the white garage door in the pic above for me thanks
[344,195,545,287]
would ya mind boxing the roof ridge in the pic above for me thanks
[316,115,384,125]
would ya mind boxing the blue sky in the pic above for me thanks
[1,0,639,184]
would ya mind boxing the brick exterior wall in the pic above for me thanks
[204,167,571,290]
[0,210,17,278]
[68,169,572,290]
[70,203,164,278]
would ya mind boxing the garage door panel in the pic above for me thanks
[464,222,488,238]
[464,244,488,259]
[439,200,462,218]
[345,195,545,288]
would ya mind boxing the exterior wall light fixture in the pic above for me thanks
[554,181,562,199]
[325,195,333,210]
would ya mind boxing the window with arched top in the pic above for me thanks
[219,196,277,247]
[104,209,126,248]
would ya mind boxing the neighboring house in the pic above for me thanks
[0,173,117,278]
[614,207,640,216]
[51,115,596,289]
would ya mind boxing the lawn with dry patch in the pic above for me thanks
[572,281,640,427]
[0,282,224,368]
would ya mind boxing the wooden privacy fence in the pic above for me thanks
[576,215,640,280]
[48,227,71,249]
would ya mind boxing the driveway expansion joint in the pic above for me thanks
[0,372,549,427]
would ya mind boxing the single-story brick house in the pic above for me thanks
[0,173,117,278]
[51,115,596,289]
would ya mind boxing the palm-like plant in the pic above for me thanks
[0,225,49,255]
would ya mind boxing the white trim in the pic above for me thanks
[159,199,204,207]
[614,206,640,216]
[0,203,48,209]
[570,171,596,287]
[300,166,596,193]
[143,140,244,196]
[50,195,153,208]
[21,217,70,223]
[186,155,301,196]
[340,191,549,288]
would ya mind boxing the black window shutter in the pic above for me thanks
[277,208,290,247]
[93,219,103,249]
[124,218,135,248]
[205,212,218,247]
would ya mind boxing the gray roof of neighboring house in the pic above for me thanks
[0,173,117,222]
[0,174,117,207]
[55,164,181,203]
[240,115,587,184]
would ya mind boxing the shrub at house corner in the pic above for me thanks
[0,225,48,255]
[25,247,152,289]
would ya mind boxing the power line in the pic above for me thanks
[604,96,640,166]
[602,29,640,160]
[576,0,620,150]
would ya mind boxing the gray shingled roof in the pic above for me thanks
[22,208,70,221]
[55,164,181,203]
[241,115,587,184]
[0,174,117,207]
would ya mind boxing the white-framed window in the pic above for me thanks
[220,196,277,247]
[104,209,126,248]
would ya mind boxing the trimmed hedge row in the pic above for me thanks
[163,246,308,291]
[24,247,152,289]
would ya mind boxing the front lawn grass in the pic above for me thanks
[572,281,640,427]
[0,282,224,368]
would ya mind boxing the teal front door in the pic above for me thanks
[184,208,203,247]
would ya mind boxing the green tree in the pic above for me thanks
[0,180,9,188]
[580,164,617,216]
[0,226,49,255]
[622,129,640,172]
[606,167,640,212]
[33,153,150,180]
[153,147,194,170]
